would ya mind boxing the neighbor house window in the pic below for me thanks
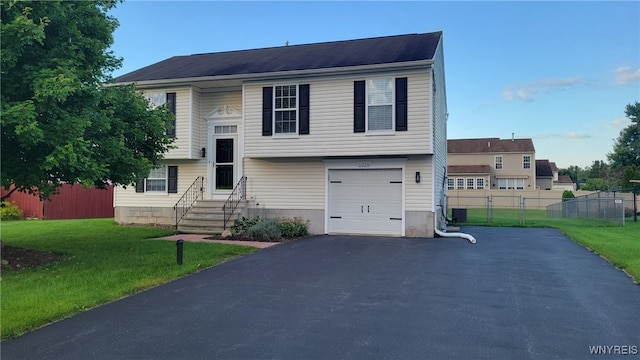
[476,178,485,190]
[274,85,297,134]
[457,178,464,189]
[495,156,503,170]
[466,178,475,189]
[447,178,455,190]
[136,165,178,194]
[523,155,531,169]
[498,178,524,190]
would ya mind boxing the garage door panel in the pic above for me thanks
[328,169,403,236]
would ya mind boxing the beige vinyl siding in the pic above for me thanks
[244,158,325,210]
[114,160,207,207]
[431,41,448,219]
[191,87,203,155]
[201,90,242,114]
[405,156,433,211]
[149,87,191,160]
[244,70,432,158]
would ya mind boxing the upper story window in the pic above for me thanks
[354,77,407,134]
[367,78,394,132]
[274,85,297,135]
[145,92,176,138]
[495,155,503,170]
[523,155,531,169]
[262,84,309,137]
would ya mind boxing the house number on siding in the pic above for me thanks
[357,162,371,168]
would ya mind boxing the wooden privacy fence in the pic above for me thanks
[1,184,114,219]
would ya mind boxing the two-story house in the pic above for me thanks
[113,32,448,237]
[447,137,536,190]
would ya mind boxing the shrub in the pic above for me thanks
[562,190,575,201]
[232,216,264,234]
[1,201,24,220]
[246,219,281,242]
[277,217,309,238]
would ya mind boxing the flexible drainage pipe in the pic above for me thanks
[435,228,477,244]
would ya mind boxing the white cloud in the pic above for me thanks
[614,66,640,85]
[567,131,590,139]
[531,132,590,140]
[612,117,630,128]
[503,77,583,102]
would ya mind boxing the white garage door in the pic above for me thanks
[328,169,403,236]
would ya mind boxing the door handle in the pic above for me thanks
[367,205,370,213]
[361,205,363,213]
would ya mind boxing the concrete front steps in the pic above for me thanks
[177,200,243,235]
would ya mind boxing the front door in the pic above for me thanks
[215,138,234,190]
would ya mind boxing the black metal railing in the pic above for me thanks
[222,176,247,230]
[173,176,204,229]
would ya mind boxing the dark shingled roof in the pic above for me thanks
[536,160,554,177]
[115,32,442,83]
[448,165,491,175]
[448,138,535,154]
[556,175,574,184]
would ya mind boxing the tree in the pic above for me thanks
[1,1,174,200]
[608,102,640,189]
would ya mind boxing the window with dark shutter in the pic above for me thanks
[395,78,407,131]
[166,92,176,138]
[299,84,310,135]
[168,166,178,193]
[353,81,365,133]
[135,176,145,193]
[262,87,273,136]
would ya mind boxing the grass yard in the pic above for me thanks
[457,208,640,284]
[0,219,259,339]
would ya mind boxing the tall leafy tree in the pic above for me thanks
[608,102,640,189]
[1,0,174,200]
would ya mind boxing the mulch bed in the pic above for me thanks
[1,245,63,271]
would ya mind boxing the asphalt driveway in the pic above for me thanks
[3,227,639,359]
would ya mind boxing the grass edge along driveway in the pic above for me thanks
[0,219,259,339]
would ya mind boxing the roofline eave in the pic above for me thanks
[112,59,434,88]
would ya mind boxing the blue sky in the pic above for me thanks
[109,1,640,169]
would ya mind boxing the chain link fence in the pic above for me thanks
[447,191,634,227]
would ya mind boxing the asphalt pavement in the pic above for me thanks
[2,227,639,359]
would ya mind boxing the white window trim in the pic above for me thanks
[272,84,299,139]
[365,77,395,135]
[476,178,485,190]
[466,178,475,190]
[144,165,168,195]
[523,155,531,169]
[495,155,503,170]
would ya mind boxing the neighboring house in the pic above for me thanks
[447,138,536,190]
[113,32,448,237]
[535,159,554,190]
[553,175,576,191]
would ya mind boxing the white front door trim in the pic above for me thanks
[206,105,242,200]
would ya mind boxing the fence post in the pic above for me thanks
[486,195,492,223]
[520,196,526,225]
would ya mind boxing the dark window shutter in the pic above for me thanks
[166,92,177,138]
[299,84,310,135]
[395,78,408,131]
[168,166,178,193]
[262,87,273,136]
[135,176,145,193]
[354,81,365,133]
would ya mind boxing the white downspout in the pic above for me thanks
[435,228,476,244]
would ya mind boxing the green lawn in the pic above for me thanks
[0,219,259,339]
[456,208,640,284]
